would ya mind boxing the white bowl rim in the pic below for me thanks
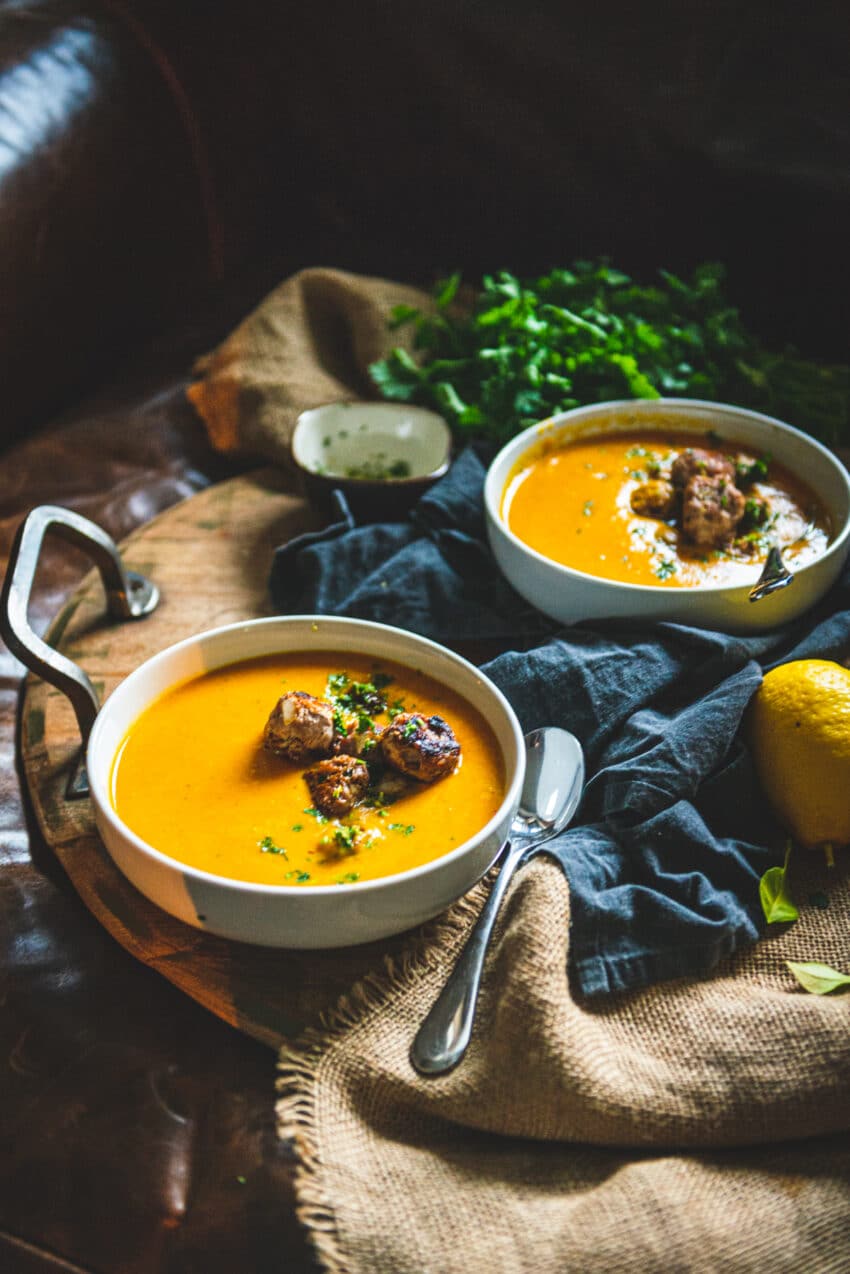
[87,614,524,898]
[485,397,850,596]
[292,401,452,483]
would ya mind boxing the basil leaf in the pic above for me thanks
[759,843,799,924]
[785,961,850,995]
[759,868,799,923]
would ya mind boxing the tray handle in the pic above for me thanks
[1,505,159,794]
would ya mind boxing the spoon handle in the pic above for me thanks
[749,543,794,602]
[410,838,529,1076]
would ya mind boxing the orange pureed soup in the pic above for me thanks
[502,429,831,588]
[110,653,504,887]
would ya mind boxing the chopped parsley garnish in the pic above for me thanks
[582,499,594,516]
[291,824,303,832]
[336,872,360,885]
[388,822,416,836]
[284,870,311,882]
[402,716,422,739]
[329,824,358,854]
[304,806,328,824]
[736,455,771,487]
[655,558,677,580]
[325,670,390,722]
[259,835,288,858]
[742,497,769,527]
[343,458,411,480]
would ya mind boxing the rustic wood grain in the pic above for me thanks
[20,471,416,1049]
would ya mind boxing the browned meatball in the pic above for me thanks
[681,474,746,550]
[382,713,461,782]
[671,448,735,489]
[304,755,371,818]
[263,691,335,762]
[630,479,677,520]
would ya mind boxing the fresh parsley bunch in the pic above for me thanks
[370,262,850,449]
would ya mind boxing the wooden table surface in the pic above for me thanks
[0,375,325,1274]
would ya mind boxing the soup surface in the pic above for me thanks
[111,653,504,886]
[502,429,831,588]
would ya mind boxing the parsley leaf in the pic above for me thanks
[259,835,288,858]
[370,261,850,448]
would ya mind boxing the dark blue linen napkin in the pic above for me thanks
[270,450,850,997]
[269,451,556,645]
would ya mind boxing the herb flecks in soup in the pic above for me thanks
[502,430,831,588]
[111,654,502,887]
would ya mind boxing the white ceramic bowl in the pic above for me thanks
[292,401,452,521]
[484,399,850,633]
[86,616,524,949]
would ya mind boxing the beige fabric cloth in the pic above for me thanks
[190,268,850,1270]
[278,855,850,1273]
[186,267,432,466]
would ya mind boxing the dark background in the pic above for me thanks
[0,2,848,1270]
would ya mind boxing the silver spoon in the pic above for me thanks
[749,519,817,602]
[410,726,585,1076]
[749,543,794,602]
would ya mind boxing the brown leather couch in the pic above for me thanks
[1,3,848,1270]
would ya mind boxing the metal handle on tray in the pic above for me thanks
[0,505,159,794]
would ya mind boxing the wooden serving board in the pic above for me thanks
[19,471,425,1049]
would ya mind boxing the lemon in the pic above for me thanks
[749,659,850,851]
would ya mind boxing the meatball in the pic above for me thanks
[671,448,735,489]
[304,755,371,818]
[382,713,461,783]
[263,690,335,762]
[681,474,746,550]
[630,479,677,520]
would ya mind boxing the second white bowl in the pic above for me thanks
[484,399,850,633]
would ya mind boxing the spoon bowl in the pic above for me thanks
[512,726,585,848]
[410,726,585,1075]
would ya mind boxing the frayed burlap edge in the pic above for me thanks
[275,877,494,1274]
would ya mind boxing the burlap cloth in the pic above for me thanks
[187,267,433,467]
[188,270,850,1273]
